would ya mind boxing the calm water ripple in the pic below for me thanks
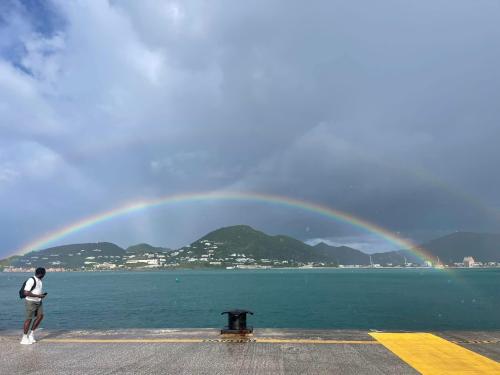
[1,269,499,330]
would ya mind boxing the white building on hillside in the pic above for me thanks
[463,256,475,267]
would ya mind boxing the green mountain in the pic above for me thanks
[184,225,335,263]
[311,243,421,266]
[126,243,171,255]
[313,242,371,265]
[8,242,126,269]
[276,231,500,266]
[0,255,20,269]
[2,228,500,269]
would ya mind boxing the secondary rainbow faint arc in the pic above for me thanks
[15,191,433,262]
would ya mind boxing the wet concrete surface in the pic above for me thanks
[0,329,498,374]
[437,330,500,362]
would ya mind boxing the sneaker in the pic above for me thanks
[28,332,36,343]
[20,335,32,345]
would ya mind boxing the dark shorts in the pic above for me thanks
[25,300,43,320]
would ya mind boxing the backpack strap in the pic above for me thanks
[29,277,36,292]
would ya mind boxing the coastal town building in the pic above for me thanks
[463,257,475,267]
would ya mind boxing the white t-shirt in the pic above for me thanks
[24,276,43,302]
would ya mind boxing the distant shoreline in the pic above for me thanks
[3,266,500,273]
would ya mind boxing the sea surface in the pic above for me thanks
[1,268,499,330]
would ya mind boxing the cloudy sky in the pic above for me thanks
[1,0,500,257]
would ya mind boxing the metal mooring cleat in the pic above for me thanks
[221,309,253,334]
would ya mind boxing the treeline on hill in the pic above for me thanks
[2,226,500,269]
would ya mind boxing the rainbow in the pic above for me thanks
[14,191,434,263]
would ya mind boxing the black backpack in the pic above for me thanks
[19,277,36,299]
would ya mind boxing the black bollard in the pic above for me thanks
[221,309,253,334]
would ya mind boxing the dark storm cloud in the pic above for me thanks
[1,0,500,256]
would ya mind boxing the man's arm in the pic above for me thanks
[23,290,46,298]
[23,278,46,298]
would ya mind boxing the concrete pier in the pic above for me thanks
[1,329,499,374]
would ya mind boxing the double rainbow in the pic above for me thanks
[15,191,433,263]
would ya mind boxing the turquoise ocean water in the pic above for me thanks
[0,269,499,330]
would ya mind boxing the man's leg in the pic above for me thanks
[23,301,35,334]
[23,319,32,335]
[28,303,44,343]
[27,302,44,343]
[21,319,33,344]
[21,301,37,344]
[31,313,44,331]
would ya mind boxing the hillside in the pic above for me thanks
[126,243,171,255]
[367,232,500,265]
[184,225,335,263]
[8,242,126,269]
[313,243,371,265]
[2,228,500,270]
[370,250,420,266]
[417,232,500,264]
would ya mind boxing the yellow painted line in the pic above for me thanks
[255,338,379,345]
[370,333,500,375]
[42,338,378,345]
[43,338,204,343]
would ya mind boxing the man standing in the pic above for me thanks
[20,267,47,345]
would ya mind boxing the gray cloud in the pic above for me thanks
[1,0,500,256]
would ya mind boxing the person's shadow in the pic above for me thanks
[38,329,72,340]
